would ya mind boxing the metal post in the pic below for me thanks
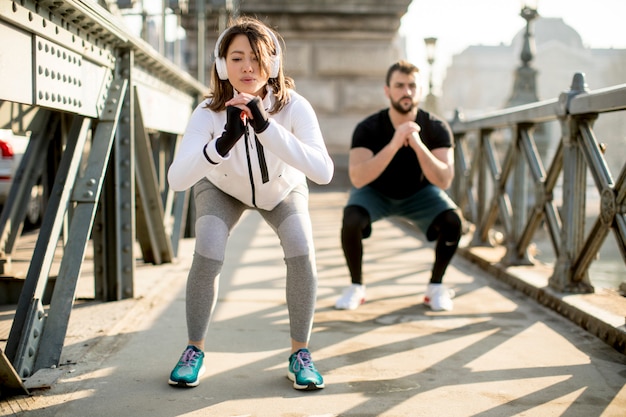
[550,73,594,293]
[197,0,206,86]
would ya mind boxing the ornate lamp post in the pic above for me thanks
[503,1,541,267]
[507,1,539,106]
[423,36,439,114]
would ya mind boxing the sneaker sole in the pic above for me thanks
[287,372,325,390]
[425,304,453,311]
[168,365,206,388]
[334,297,365,310]
[424,300,453,311]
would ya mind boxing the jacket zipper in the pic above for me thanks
[243,127,257,207]
[243,125,270,207]
[255,135,269,184]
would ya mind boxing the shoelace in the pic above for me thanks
[179,348,200,367]
[293,350,314,371]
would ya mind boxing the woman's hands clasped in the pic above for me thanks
[226,93,269,133]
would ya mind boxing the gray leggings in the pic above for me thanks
[186,178,317,343]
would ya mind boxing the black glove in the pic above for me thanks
[215,106,246,156]
[247,96,269,133]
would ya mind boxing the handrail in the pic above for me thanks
[449,72,626,293]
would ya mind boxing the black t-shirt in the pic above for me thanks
[351,108,453,199]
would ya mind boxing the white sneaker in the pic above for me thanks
[424,283,455,311]
[335,284,366,310]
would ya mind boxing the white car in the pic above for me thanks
[0,129,45,227]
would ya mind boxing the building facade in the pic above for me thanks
[441,17,626,118]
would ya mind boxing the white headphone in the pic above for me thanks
[214,25,282,81]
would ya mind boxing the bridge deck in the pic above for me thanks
[1,190,625,416]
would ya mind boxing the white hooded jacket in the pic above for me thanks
[168,88,334,210]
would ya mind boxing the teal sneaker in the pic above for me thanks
[168,345,206,387]
[287,348,325,390]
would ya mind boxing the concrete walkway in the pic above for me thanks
[1,190,625,416]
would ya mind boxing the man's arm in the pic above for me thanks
[348,127,407,188]
[408,132,454,190]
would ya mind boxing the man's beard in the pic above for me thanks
[390,96,416,115]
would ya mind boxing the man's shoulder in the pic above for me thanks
[418,109,452,134]
[417,108,448,125]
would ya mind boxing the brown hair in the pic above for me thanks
[206,16,294,114]
[385,60,420,86]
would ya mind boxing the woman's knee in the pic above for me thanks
[277,214,314,258]
[195,215,229,260]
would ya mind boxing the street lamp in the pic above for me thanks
[424,37,437,96]
[505,0,541,266]
[423,36,439,114]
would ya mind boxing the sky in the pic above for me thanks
[400,0,626,93]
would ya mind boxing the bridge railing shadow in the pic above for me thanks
[5,191,624,416]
